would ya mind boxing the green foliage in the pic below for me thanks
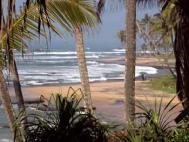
[118,13,174,55]
[117,97,182,142]
[147,75,176,94]
[1,0,98,68]
[47,0,98,33]
[1,4,50,52]
[172,129,189,141]
[117,30,126,44]
[15,87,109,142]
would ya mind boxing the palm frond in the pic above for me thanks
[1,4,56,53]
[48,0,99,33]
[97,0,124,14]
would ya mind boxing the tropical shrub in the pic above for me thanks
[117,96,184,142]
[15,87,109,142]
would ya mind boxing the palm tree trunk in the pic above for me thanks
[174,16,189,108]
[5,0,25,140]
[0,0,19,140]
[6,0,25,112]
[75,27,93,112]
[0,70,20,141]
[125,0,136,122]
[9,52,25,111]
[0,0,3,37]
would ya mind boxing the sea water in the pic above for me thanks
[13,49,158,86]
[0,107,11,142]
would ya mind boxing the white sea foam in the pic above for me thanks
[17,55,99,60]
[17,61,158,86]
[0,139,12,142]
[32,51,117,55]
[87,61,98,64]
[33,51,77,55]
[113,48,125,53]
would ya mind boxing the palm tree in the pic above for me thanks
[0,70,21,141]
[0,3,59,140]
[47,0,98,111]
[0,0,19,140]
[75,27,93,111]
[0,1,22,141]
[6,0,26,116]
[124,0,136,122]
[98,0,189,123]
[2,0,52,114]
[136,0,189,122]
[168,1,189,121]
[98,0,137,122]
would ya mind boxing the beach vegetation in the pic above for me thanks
[118,13,176,78]
[14,89,109,142]
[115,97,189,142]
[137,0,189,122]
[147,75,176,94]
[116,0,189,123]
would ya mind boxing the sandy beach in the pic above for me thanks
[12,79,180,123]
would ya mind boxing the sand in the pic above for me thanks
[14,80,181,123]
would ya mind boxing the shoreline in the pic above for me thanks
[15,80,180,124]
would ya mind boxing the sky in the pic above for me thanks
[15,1,160,52]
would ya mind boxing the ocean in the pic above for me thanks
[14,49,158,86]
[0,107,12,142]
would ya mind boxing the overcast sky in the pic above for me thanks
[15,1,160,52]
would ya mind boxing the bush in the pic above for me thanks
[147,75,176,94]
[117,96,188,142]
[15,87,109,142]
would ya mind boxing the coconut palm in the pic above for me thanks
[98,0,137,122]
[75,27,93,111]
[0,1,98,140]
[0,0,57,141]
[103,0,189,122]
[124,0,137,122]
[0,5,50,141]
[5,0,26,117]
[0,0,21,141]
[0,0,52,114]
[0,2,60,140]
[47,0,98,111]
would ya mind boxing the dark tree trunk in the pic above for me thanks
[174,15,189,108]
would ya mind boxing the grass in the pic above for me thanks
[147,75,176,94]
